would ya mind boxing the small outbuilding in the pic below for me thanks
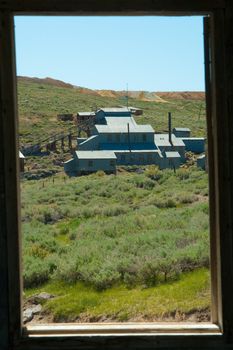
[163,151,182,169]
[64,150,117,176]
[173,127,191,138]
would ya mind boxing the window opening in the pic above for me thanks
[15,15,210,326]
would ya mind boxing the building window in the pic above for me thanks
[110,160,115,167]
[142,134,147,142]
[107,134,112,142]
[88,160,93,167]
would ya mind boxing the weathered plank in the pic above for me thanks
[0,11,22,349]
[0,0,226,14]
[203,16,219,325]
[221,0,233,341]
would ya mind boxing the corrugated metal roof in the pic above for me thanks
[114,149,160,154]
[79,135,98,146]
[105,116,136,126]
[100,108,130,113]
[173,127,190,132]
[64,158,74,164]
[75,151,116,159]
[165,151,181,158]
[77,112,95,116]
[96,124,154,133]
[181,137,205,141]
[154,134,185,147]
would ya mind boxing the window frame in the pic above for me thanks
[1,1,233,349]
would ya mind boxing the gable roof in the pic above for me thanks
[95,124,154,133]
[75,151,116,159]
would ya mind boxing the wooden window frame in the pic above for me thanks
[1,1,233,349]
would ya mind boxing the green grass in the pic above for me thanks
[22,167,209,292]
[25,268,210,322]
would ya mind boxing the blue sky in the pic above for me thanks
[14,16,205,92]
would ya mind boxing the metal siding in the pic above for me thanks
[173,128,191,138]
[197,155,206,169]
[79,158,116,172]
[79,135,100,150]
[182,138,205,153]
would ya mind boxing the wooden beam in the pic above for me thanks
[0,0,226,14]
[221,0,233,340]
[203,16,219,325]
[16,333,224,350]
[0,11,22,348]
[211,8,233,337]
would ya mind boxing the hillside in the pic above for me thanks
[19,76,210,323]
[18,76,206,148]
[18,75,205,102]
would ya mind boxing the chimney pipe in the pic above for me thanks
[127,122,131,149]
[168,112,172,146]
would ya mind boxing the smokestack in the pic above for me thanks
[168,112,172,146]
[127,123,131,153]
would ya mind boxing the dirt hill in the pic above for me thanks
[156,91,205,100]
[18,76,205,102]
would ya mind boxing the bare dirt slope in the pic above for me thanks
[18,76,205,102]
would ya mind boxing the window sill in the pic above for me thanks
[24,322,221,337]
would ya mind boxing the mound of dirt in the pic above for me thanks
[18,76,205,101]
[156,91,205,100]
[96,89,167,102]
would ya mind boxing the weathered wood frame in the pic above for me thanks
[1,1,233,349]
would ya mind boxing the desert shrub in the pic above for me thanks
[23,256,52,288]
[177,193,198,204]
[22,168,210,290]
[132,175,155,190]
[28,243,49,258]
[176,168,191,180]
[145,165,162,181]
[95,170,106,177]
[150,197,177,208]
[139,261,159,287]
[55,259,82,284]
[88,269,121,291]
[102,205,128,217]
[59,226,69,235]
[69,232,77,240]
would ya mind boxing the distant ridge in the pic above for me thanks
[17,76,74,89]
[156,91,205,101]
[17,76,205,101]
